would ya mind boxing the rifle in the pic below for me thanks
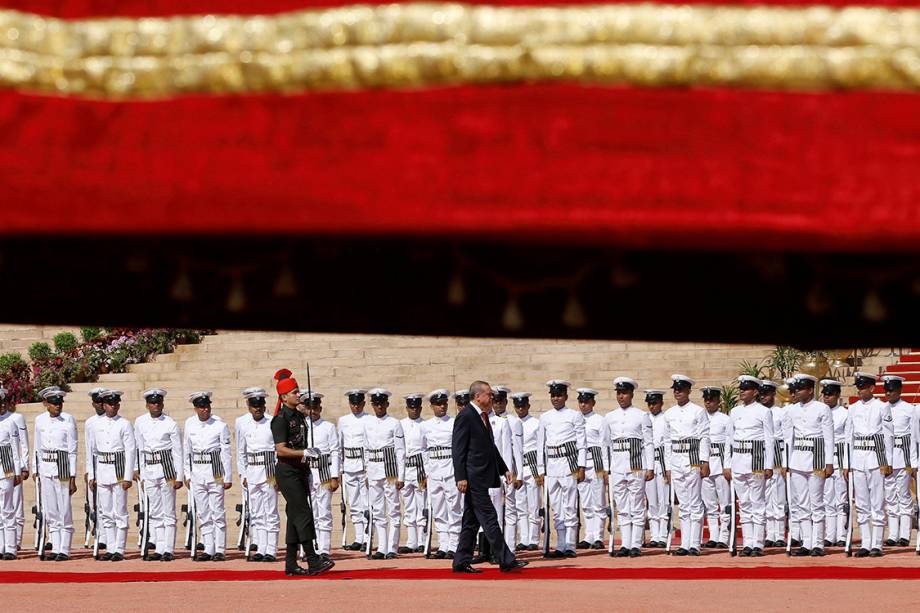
[606,477,616,555]
[134,479,151,560]
[32,451,46,560]
[83,474,92,548]
[845,444,855,557]
[665,480,675,554]
[541,476,551,557]
[728,476,737,556]
[785,443,793,556]
[91,455,100,559]
[236,484,250,555]
[304,362,318,555]
[365,486,374,559]
[339,480,348,549]
[422,489,433,558]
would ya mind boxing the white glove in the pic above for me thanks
[302,447,320,459]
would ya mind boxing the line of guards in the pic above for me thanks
[0,368,914,563]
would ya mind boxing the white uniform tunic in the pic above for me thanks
[517,414,542,547]
[307,418,340,554]
[824,404,849,544]
[135,413,184,555]
[338,411,370,546]
[537,407,586,552]
[702,410,731,546]
[87,415,136,555]
[725,402,774,550]
[401,416,428,550]
[783,399,834,550]
[235,414,280,558]
[846,397,894,551]
[645,411,669,544]
[605,406,652,550]
[884,399,919,543]
[663,401,711,551]
[0,414,22,554]
[32,412,78,556]
[363,414,405,555]
[9,411,28,547]
[577,411,610,545]
[183,415,232,556]
[423,414,461,552]
[502,412,525,548]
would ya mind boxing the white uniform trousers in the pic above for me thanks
[765,472,796,542]
[0,479,16,554]
[191,480,227,556]
[610,471,646,549]
[577,468,606,544]
[884,468,914,542]
[39,477,73,555]
[789,470,826,550]
[428,476,461,552]
[487,486,505,545]
[13,482,23,547]
[823,470,847,544]
[97,483,129,554]
[671,468,704,550]
[502,481,520,549]
[367,478,400,554]
[142,478,178,554]
[401,479,426,549]
[342,470,368,545]
[853,469,886,550]
[546,474,578,551]
[309,476,334,554]
[733,473,766,549]
[247,482,279,557]
[701,473,730,545]
[645,473,668,543]
[517,474,541,546]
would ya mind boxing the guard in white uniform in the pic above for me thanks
[134,388,184,561]
[83,387,107,551]
[784,374,834,556]
[846,372,894,557]
[762,379,791,548]
[700,386,731,549]
[881,375,918,547]
[3,390,29,550]
[87,390,135,561]
[235,387,280,562]
[302,392,340,558]
[724,375,774,556]
[538,380,586,558]
[492,386,524,551]
[576,388,610,550]
[513,392,542,551]
[644,390,669,548]
[422,389,461,558]
[32,387,78,561]
[183,391,232,561]
[454,390,471,413]
[821,380,849,548]
[663,374,711,555]
[605,378,652,557]
[400,393,427,554]
[338,389,369,550]
[0,389,23,559]
[363,388,406,559]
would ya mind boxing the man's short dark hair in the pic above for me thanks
[469,381,491,397]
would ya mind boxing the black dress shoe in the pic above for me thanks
[824,540,833,547]
[262,555,276,563]
[212,553,226,562]
[385,552,398,560]
[98,543,108,551]
[500,560,529,572]
[689,548,700,556]
[2,553,15,561]
[371,552,385,560]
[147,552,162,561]
[98,552,113,561]
[307,558,335,575]
[764,540,776,548]
[716,542,728,549]
[811,548,825,557]
[161,552,174,561]
[469,554,488,564]
[752,548,764,557]
[54,554,68,562]
[527,544,538,551]
[250,553,264,562]
[791,539,802,548]
[898,538,910,547]
[674,548,688,556]
[576,540,591,550]
[415,546,424,553]
[195,553,212,562]
[453,563,483,574]
[446,551,455,559]
[617,547,630,558]
[321,553,332,562]
[740,547,752,557]
[285,566,311,576]
[563,550,577,558]
[870,548,883,557]
[855,548,870,558]
[703,540,718,549]
[793,547,811,557]
[397,546,412,554]
[432,550,447,559]
[835,541,846,547]
[111,552,125,562]
[591,540,605,550]
[885,539,896,547]
[544,550,565,559]
[629,548,641,558]
[515,543,527,551]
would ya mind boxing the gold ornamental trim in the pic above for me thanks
[2,3,920,98]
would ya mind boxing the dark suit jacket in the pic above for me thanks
[452,403,508,489]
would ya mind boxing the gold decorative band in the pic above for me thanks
[2,3,920,98]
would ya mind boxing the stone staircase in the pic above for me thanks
[0,325,81,356]
[14,329,777,549]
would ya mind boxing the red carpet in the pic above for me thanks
[3,566,920,583]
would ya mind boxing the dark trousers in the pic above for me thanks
[454,486,515,568]
[276,463,318,560]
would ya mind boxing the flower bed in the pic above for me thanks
[0,328,211,403]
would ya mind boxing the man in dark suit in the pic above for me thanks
[451,381,528,573]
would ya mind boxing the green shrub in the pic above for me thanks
[28,342,53,362]
[0,353,26,375]
[80,327,102,343]
[53,332,79,354]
